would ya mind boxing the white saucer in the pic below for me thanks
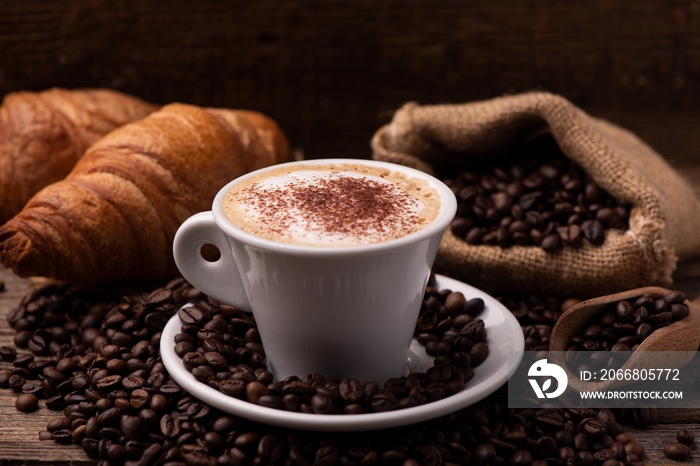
[160,274,524,431]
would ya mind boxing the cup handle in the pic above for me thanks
[173,211,251,311]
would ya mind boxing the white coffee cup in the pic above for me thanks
[173,158,457,382]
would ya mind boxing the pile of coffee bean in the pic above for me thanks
[441,134,631,251]
[496,293,661,432]
[498,294,581,351]
[0,277,655,465]
[565,290,689,353]
[174,284,488,414]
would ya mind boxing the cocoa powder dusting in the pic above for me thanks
[237,172,423,245]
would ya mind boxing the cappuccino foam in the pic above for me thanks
[222,162,441,246]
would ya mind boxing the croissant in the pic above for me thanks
[0,87,159,223]
[0,103,291,285]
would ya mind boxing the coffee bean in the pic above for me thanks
[647,311,672,326]
[443,139,629,252]
[473,442,497,464]
[13,353,34,368]
[444,292,467,315]
[0,345,17,361]
[8,374,25,392]
[159,414,181,438]
[635,323,653,339]
[52,429,73,444]
[310,393,334,414]
[169,280,488,417]
[186,401,211,420]
[469,342,489,366]
[245,381,269,404]
[629,307,646,326]
[181,352,206,371]
[416,311,437,332]
[173,341,195,357]
[144,311,169,334]
[178,305,207,325]
[338,378,363,403]
[541,233,561,251]
[450,217,473,237]
[567,290,690,356]
[5,274,653,466]
[95,374,122,392]
[623,440,645,458]
[145,288,173,305]
[15,393,39,412]
[670,303,690,321]
[664,442,691,461]
[677,428,695,445]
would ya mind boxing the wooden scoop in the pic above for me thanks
[549,286,700,392]
[550,286,700,353]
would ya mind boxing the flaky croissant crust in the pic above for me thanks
[0,88,159,223]
[0,103,290,285]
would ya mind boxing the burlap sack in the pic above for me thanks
[371,92,700,298]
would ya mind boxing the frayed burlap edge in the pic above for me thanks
[371,92,699,298]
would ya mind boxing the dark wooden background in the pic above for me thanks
[2,0,700,177]
[1,1,700,464]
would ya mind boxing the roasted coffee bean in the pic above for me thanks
[169,282,488,416]
[532,435,558,459]
[129,389,150,410]
[469,342,489,366]
[159,414,181,438]
[203,351,228,371]
[624,440,645,458]
[670,303,690,320]
[444,292,467,315]
[541,233,561,251]
[178,305,208,325]
[0,345,17,361]
[677,428,696,445]
[15,393,39,412]
[442,139,630,252]
[13,353,34,368]
[472,442,497,464]
[310,393,335,414]
[45,395,65,410]
[173,342,195,360]
[664,289,687,305]
[8,373,25,392]
[535,409,565,429]
[244,381,269,405]
[47,417,71,433]
[567,291,689,357]
[95,374,122,392]
[97,407,122,427]
[145,288,173,305]
[52,429,73,444]
[6,275,651,466]
[338,378,363,403]
[181,352,206,371]
[186,401,211,420]
[647,311,672,326]
[664,442,691,461]
[415,311,438,332]
[0,369,12,389]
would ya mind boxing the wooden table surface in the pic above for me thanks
[1,262,700,465]
[1,189,700,465]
